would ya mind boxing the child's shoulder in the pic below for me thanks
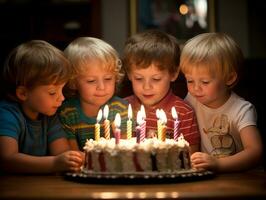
[58,97,80,115]
[108,96,129,111]
[109,96,129,105]
[169,93,195,113]
[0,99,22,113]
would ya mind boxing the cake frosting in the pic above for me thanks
[82,134,191,173]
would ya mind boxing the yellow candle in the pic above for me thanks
[161,109,167,141]
[127,104,133,139]
[103,105,110,139]
[156,109,162,140]
[95,109,102,141]
[161,124,167,141]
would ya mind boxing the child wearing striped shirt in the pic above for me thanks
[122,30,200,153]
[59,37,128,151]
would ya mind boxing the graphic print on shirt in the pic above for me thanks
[203,114,236,157]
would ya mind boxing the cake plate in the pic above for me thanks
[64,169,215,184]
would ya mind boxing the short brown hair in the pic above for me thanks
[2,40,72,101]
[122,29,181,75]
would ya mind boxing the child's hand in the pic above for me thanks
[54,151,83,172]
[190,152,218,171]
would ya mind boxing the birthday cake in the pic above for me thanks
[82,135,191,173]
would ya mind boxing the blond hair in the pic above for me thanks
[2,40,71,101]
[64,37,124,97]
[180,32,244,88]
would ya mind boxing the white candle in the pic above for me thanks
[171,107,180,141]
[114,113,121,144]
[95,109,102,141]
[103,105,110,139]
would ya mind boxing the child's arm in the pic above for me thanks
[0,136,83,174]
[191,125,263,172]
[216,125,263,172]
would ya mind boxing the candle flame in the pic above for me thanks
[103,105,109,119]
[96,109,102,122]
[156,109,160,119]
[128,104,132,119]
[160,109,167,124]
[114,113,121,128]
[171,107,178,120]
[140,105,146,119]
[136,110,144,125]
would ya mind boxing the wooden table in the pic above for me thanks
[0,169,265,200]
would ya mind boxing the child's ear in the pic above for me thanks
[16,86,28,101]
[170,70,180,82]
[226,71,237,86]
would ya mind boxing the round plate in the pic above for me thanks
[64,169,215,184]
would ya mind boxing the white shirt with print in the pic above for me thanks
[185,92,257,158]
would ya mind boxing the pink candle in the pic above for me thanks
[171,107,180,141]
[140,105,146,141]
[136,110,144,143]
[114,113,121,144]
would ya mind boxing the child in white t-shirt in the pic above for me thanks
[180,32,263,172]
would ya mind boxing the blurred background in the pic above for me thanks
[0,0,265,165]
[0,0,265,60]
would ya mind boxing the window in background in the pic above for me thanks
[130,0,215,42]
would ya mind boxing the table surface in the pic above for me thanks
[0,169,265,200]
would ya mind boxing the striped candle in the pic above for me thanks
[95,109,102,141]
[127,104,133,139]
[171,107,180,141]
[114,113,121,144]
[160,109,167,141]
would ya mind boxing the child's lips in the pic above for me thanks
[143,94,154,98]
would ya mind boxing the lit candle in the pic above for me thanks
[171,107,180,141]
[103,105,110,139]
[160,109,167,141]
[140,105,146,142]
[136,110,142,143]
[95,109,102,141]
[114,113,121,144]
[156,109,162,140]
[127,104,133,139]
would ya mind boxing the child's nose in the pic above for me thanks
[143,80,152,90]
[96,80,105,90]
[57,91,65,102]
[193,83,201,91]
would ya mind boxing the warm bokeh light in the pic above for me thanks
[179,4,189,15]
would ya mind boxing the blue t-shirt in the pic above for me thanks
[0,100,67,156]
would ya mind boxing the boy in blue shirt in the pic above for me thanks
[0,40,83,174]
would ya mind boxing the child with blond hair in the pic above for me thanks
[180,32,263,172]
[59,37,128,151]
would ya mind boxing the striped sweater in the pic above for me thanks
[125,90,200,145]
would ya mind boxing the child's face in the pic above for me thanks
[184,66,231,108]
[75,59,116,109]
[20,83,65,120]
[128,63,176,107]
